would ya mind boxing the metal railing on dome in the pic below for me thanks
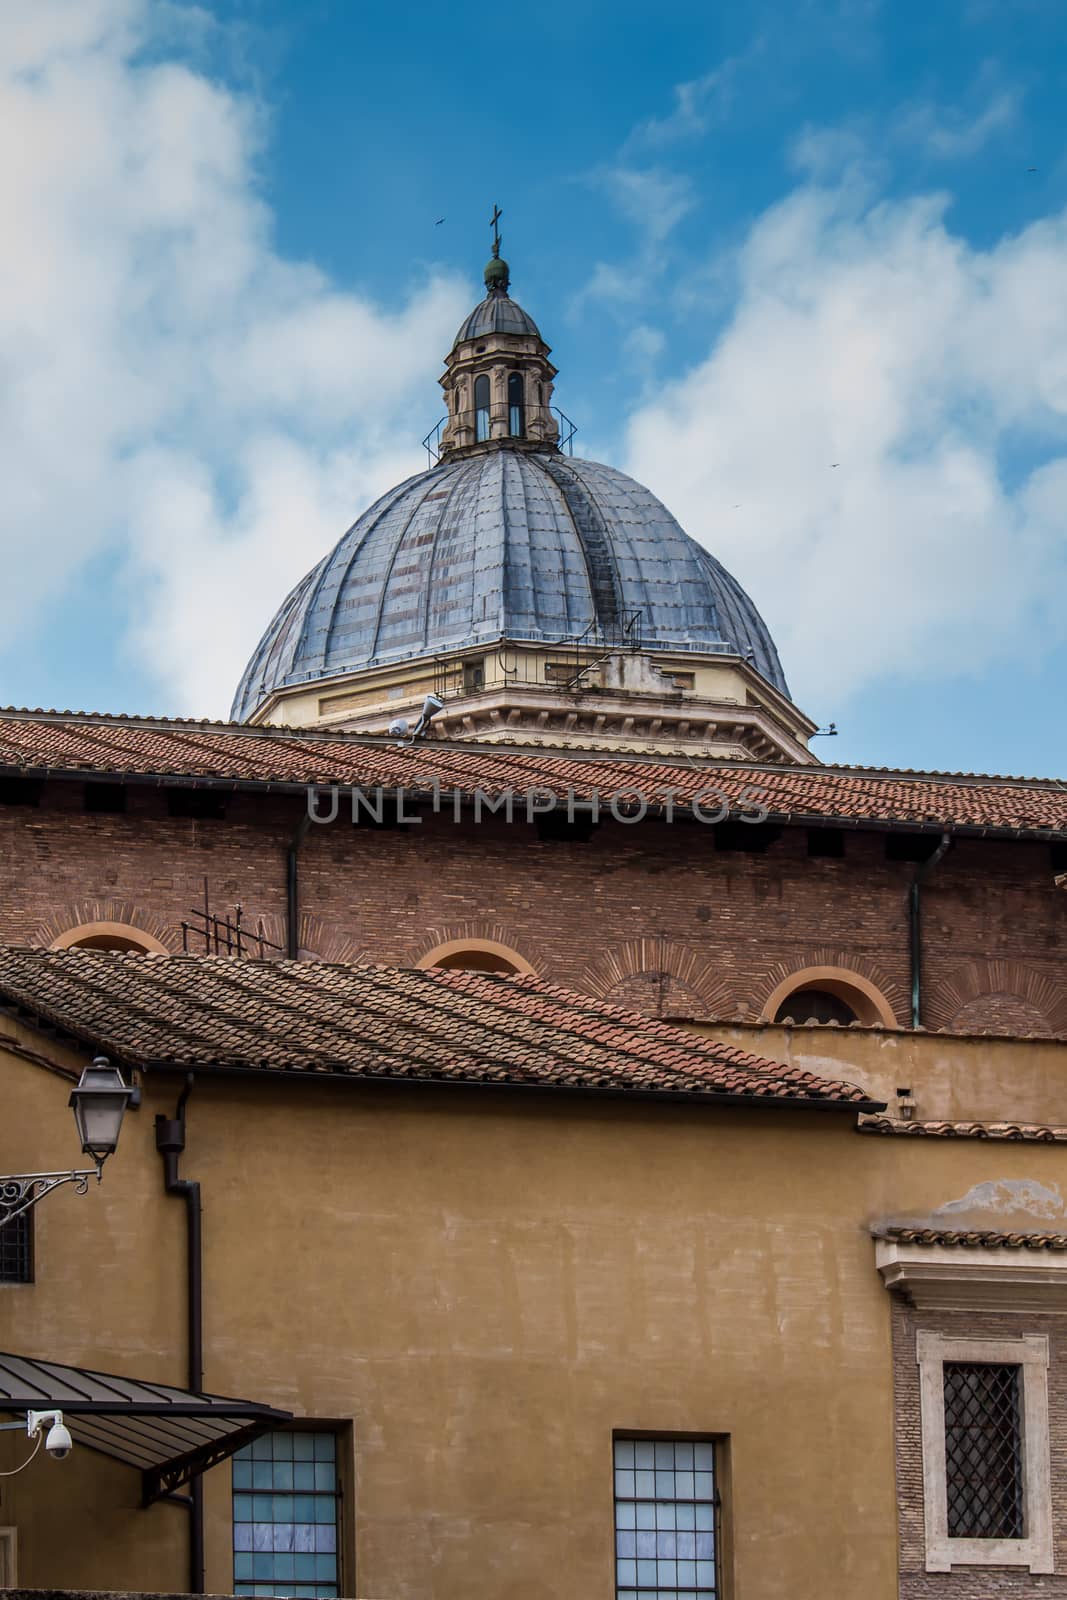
[421,406,578,468]
[428,609,646,703]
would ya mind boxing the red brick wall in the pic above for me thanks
[0,778,1063,1034]
[890,1298,1067,1595]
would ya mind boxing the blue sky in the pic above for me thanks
[2,0,1066,775]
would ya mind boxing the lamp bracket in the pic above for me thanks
[0,1167,102,1228]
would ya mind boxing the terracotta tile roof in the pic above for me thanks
[858,1116,1067,1141]
[876,1225,1067,1251]
[0,710,1064,837]
[0,947,879,1110]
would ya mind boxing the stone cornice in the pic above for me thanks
[874,1236,1067,1310]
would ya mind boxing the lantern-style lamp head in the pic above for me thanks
[69,1058,136,1166]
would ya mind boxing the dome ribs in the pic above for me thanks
[229,450,793,717]
[538,455,623,633]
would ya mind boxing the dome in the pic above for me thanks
[453,291,542,344]
[231,451,788,721]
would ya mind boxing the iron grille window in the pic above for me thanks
[613,1438,718,1599]
[233,1430,340,1598]
[943,1363,1024,1539]
[0,1211,33,1283]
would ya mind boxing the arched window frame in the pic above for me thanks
[474,374,491,443]
[507,372,525,438]
[760,966,898,1028]
[773,988,858,1026]
[416,938,535,977]
[51,921,168,955]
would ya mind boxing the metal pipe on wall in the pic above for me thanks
[910,833,952,1029]
[287,812,311,959]
[155,1076,204,1594]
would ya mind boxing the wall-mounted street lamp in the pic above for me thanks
[0,1057,138,1228]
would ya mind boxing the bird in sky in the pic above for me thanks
[830,462,840,467]
[1027,167,1038,173]
[435,217,446,225]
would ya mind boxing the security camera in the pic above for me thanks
[46,1419,73,1460]
[26,1409,73,1461]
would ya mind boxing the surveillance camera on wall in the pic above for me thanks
[26,1409,73,1460]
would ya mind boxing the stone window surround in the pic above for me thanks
[916,1331,1053,1574]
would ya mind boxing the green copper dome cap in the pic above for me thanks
[484,253,510,292]
[451,205,540,343]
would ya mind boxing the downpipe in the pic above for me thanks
[155,1075,204,1594]
[287,812,311,959]
[910,833,952,1029]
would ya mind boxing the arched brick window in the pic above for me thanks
[761,966,897,1028]
[416,938,534,977]
[773,988,857,1025]
[51,921,167,955]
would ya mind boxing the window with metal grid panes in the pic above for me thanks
[0,1211,32,1283]
[232,1430,339,1598]
[943,1363,1024,1539]
[614,1438,718,1599]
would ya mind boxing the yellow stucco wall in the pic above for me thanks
[690,1020,1067,1126]
[2,1027,1066,1599]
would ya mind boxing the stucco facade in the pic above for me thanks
[4,1011,1067,1600]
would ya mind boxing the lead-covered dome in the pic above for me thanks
[454,292,542,344]
[231,451,788,721]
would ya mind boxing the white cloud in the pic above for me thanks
[626,50,758,151]
[596,167,695,244]
[897,86,1020,159]
[575,167,695,315]
[0,0,468,716]
[622,180,1067,710]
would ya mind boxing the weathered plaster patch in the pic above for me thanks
[878,1179,1067,1235]
[933,1178,1065,1223]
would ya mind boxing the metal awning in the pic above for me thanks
[0,1351,292,1504]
